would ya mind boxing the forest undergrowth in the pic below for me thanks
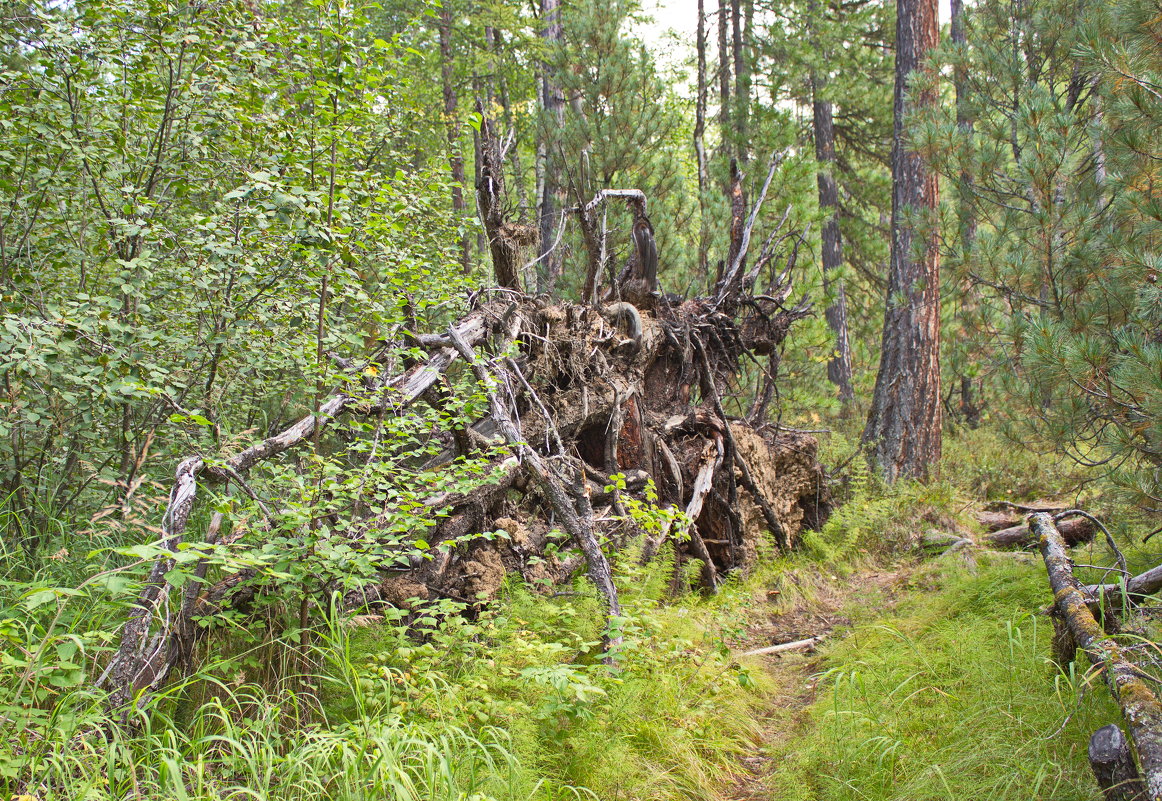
[1,420,1154,801]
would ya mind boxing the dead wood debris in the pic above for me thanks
[99,115,831,723]
[1033,513,1162,800]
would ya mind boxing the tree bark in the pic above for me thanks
[950,0,975,249]
[537,0,565,292]
[694,0,710,277]
[986,516,1094,548]
[717,0,732,164]
[438,6,469,274]
[1090,724,1148,801]
[730,0,748,162]
[476,108,522,290]
[486,27,530,223]
[1085,564,1162,615]
[863,0,941,481]
[811,73,855,404]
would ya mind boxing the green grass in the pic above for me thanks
[771,555,1118,801]
[0,425,1154,801]
[332,551,781,801]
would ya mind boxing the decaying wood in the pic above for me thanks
[1086,564,1162,613]
[988,516,1095,548]
[100,307,498,713]
[1033,513,1162,800]
[740,634,825,657]
[684,435,724,589]
[476,105,522,290]
[100,113,831,724]
[715,155,779,309]
[446,321,622,652]
[1090,724,1147,801]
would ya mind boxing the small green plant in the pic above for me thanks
[604,474,693,544]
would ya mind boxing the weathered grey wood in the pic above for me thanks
[988,516,1094,548]
[101,310,493,716]
[100,456,203,714]
[447,322,622,655]
[683,435,723,589]
[1033,513,1162,800]
[1086,565,1162,613]
[714,155,780,309]
[1090,724,1146,801]
[740,635,825,657]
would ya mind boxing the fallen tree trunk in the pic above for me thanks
[98,307,501,714]
[1090,724,1148,801]
[1086,565,1162,613]
[740,634,825,657]
[1033,513,1162,800]
[988,516,1095,548]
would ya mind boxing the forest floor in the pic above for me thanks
[710,481,1160,801]
[5,427,1156,801]
[725,562,917,801]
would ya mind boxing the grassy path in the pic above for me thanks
[727,553,1118,801]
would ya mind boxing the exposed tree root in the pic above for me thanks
[100,118,831,723]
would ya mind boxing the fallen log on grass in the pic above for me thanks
[1085,565,1162,613]
[740,634,825,657]
[1090,724,1148,801]
[1033,513,1162,800]
[988,515,1095,548]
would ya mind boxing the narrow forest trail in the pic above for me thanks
[711,493,1131,801]
[724,565,916,801]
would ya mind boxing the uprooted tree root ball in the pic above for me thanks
[100,111,830,719]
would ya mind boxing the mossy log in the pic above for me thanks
[1033,513,1162,799]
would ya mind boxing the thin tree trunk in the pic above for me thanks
[730,0,747,162]
[694,0,709,277]
[487,27,530,222]
[950,0,975,249]
[717,0,732,164]
[863,0,941,481]
[950,0,981,426]
[811,73,854,404]
[438,6,468,273]
[537,0,565,292]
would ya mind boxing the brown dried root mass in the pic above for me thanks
[400,298,830,605]
[102,288,828,713]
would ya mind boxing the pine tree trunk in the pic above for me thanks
[438,6,468,274]
[811,73,854,405]
[537,0,565,292]
[694,0,710,277]
[950,0,975,248]
[730,0,748,162]
[949,0,981,426]
[717,0,732,163]
[863,0,941,481]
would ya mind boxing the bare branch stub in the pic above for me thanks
[475,100,523,290]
